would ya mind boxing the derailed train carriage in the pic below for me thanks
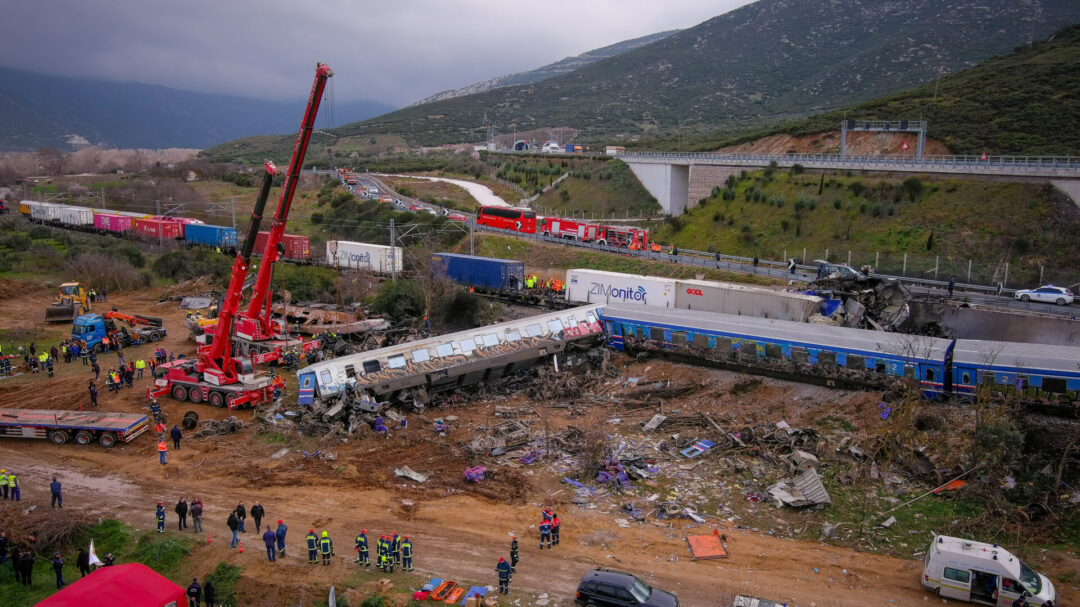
[600,304,1080,410]
[296,305,604,413]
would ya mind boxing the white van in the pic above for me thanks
[922,535,1056,606]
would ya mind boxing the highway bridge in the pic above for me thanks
[619,152,1080,214]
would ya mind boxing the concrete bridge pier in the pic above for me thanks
[626,162,690,215]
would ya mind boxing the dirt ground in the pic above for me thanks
[716,131,952,156]
[0,286,1075,607]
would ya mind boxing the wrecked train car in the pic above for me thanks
[296,304,604,410]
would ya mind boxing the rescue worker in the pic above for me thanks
[171,425,182,450]
[392,530,402,565]
[262,525,277,562]
[400,535,413,571]
[496,557,512,594]
[538,518,552,549]
[384,535,395,573]
[552,513,560,546]
[149,399,162,422]
[509,534,519,572]
[156,501,166,533]
[158,437,168,465]
[52,552,65,588]
[275,520,287,557]
[7,471,17,501]
[51,476,62,508]
[102,552,115,566]
[0,469,7,500]
[89,382,98,408]
[46,356,54,378]
[306,529,318,564]
[319,530,334,565]
[135,358,145,378]
[186,577,202,607]
[354,530,370,566]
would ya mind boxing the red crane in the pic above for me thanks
[232,62,333,363]
[149,62,332,408]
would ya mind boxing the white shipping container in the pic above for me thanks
[565,269,676,308]
[326,240,403,274]
[56,205,96,227]
[29,201,60,223]
[674,278,823,322]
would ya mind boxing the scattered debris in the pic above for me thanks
[686,530,728,560]
[680,439,715,458]
[194,416,243,438]
[878,516,897,529]
[394,466,429,483]
[464,466,487,483]
[767,468,831,508]
[270,447,290,460]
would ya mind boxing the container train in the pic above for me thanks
[601,303,1080,407]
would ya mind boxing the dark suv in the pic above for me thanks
[575,569,679,607]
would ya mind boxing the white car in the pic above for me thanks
[1014,285,1074,305]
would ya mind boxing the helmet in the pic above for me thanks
[403,535,408,540]
[321,531,328,538]
[361,529,366,534]
[498,557,504,562]
[277,520,283,525]
[309,529,315,533]
[157,501,163,505]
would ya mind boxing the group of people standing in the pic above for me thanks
[352,530,413,572]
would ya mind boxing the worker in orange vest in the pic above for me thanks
[157,439,168,465]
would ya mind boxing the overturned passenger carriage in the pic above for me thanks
[296,304,604,410]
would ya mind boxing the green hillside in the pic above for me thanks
[655,168,1080,286]
[666,23,1080,155]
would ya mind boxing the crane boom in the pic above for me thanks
[206,162,277,367]
[244,62,333,332]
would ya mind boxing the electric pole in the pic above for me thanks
[390,217,396,281]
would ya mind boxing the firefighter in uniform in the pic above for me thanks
[510,534,519,572]
[354,530,369,566]
[400,535,413,571]
[538,518,552,549]
[319,531,333,565]
[382,535,394,573]
[552,513,561,545]
[496,557,512,594]
[375,535,386,571]
[391,531,402,566]
[155,501,165,533]
[305,529,318,564]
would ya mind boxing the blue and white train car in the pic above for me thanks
[297,304,604,408]
[599,304,953,397]
[951,339,1080,402]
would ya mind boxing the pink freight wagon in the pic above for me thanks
[94,213,133,234]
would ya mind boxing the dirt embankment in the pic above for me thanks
[717,131,951,156]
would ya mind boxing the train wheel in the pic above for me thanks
[99,433,117,448]
[188,388,204,404]
[208,391,225,408]
[75,430,93,445]
[49,430,68,445]
[171,385,189,402]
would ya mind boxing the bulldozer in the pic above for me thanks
[45,282,91,323]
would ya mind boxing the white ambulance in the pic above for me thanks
[922,535,1056,606]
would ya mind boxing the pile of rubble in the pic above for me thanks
[193,416,243,438]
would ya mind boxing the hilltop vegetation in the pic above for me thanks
[655,167,1080,286]
[487,154,659,216]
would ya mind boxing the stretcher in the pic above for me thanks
[444,586,466,603]
[430,580,456,601]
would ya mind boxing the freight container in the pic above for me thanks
[564,269,676,308]
[56,205,96,228]
[184,223,237,249]
[173,218,205,240]
[674,278,823,322]
[29,202,61,224]
[253,231,311,261]
[564,143,583,154]
[327,240,402,273]
[133,217,183,240]
[93,213,133,234]
[431,252,524,291]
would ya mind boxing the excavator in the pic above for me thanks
[45,282,91,322]
[149,63,332,408]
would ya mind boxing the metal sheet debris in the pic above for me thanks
[680,439,715,458]
[179,296,213,310]
[642,414,667,432]
[686,531,728,560]
[270,447,290,460]
[395,466,428,483]
[767,468,831,508]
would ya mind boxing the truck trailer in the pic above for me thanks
[431,252,525,291]
[0,408,149,447]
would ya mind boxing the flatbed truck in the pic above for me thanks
[0,408,150,447]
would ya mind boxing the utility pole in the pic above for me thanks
[230,197,237,231]
[99,187,105,209]
[389,217,396,282]
[932,65,944,102]
[469,219,475,256]
[156,200,162,250]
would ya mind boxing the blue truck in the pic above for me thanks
[184,223,237,250]
[431,253,525,291]
[72,312,167,353]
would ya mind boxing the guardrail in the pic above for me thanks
[618,151,1080,172]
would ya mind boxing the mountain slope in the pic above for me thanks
[0,67,395,151]
[336,0,1080,145]
[412,29,679,105]
[674,22,1080,156]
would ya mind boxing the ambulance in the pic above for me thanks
[922,535,1055,605]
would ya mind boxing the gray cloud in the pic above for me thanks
[0,0,752,107]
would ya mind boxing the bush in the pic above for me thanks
[205,562,243,607]
[859,203,868,214]
[833,198,841,209]
[900,177,924,201]
[712,211,723,223]
[808,200,817,211]
[0,231,31,249]
[781,219,790,231]
[790,163,805,175]
[848,181,866,197]
[724,175,737,189]
[311,212,324,225]
[887,205,895,216]
[362,596,387,607]
[871,205,882,217]
[371,279,426,322]
[151,249,231,282]
[698,198,708,207]
[711,186,722,197]
[1013,236,1032,255]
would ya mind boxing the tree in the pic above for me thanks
[35,147,66,175]
[900,177,924,201]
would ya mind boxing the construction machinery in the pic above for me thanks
[45,282,90,323]
[73,310,167,352]
[149,63,331,409]
[231,65,332,365]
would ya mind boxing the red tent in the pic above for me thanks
[36,563,186,607]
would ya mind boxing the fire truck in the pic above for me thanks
[149,63,332,409]
[539,216,649,249]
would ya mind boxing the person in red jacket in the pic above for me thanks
[551,514,560,546]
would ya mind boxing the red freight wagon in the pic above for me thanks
[133,217,182,240]
[93,213,133,234]
[253,231,311,261]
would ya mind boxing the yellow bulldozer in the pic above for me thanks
[45,282,91,323]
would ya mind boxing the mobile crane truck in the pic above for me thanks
[149,63,331,409]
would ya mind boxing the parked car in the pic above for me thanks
[447,213,468,221]
[575,569,678,607]
[1014,285,1074,305]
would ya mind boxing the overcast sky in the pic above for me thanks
[0,0,753,108]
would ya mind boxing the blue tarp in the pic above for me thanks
[820,299,843,318]
[460,586,488,604]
